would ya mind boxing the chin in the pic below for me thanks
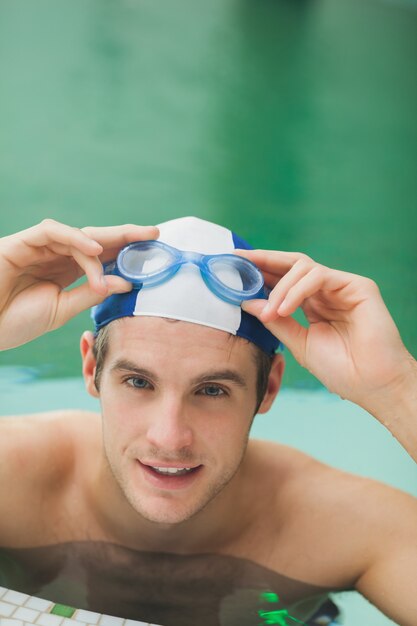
[122,461,241,526]
[131,496,205,526]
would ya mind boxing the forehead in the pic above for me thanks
[104,316,255,370]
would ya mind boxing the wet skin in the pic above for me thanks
[1,318,410,624]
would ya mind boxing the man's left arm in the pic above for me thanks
[354,484,417,626]
[236,249,417,623]
[359,357,417,464]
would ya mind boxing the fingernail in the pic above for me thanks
[89,240,102,251]
[278,298,287,313]
[242,299,264,313]
[110,281,132,294]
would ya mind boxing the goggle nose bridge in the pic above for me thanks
[174,249,205,267]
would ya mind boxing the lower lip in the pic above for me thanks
[138,461,203,491]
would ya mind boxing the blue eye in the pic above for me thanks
[126,377,151,389]
[200,385,225,397]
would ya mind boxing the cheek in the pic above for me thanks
[199,411,251,455]
[100,389,144,449]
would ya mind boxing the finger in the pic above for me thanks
[261,270,285,289]
[52,276,132,329]
[234,249,298,289]
[242,299,308,366]
[82,224,159,262]
[275,266,350,317]
[241,298,268,318]
[20,219,103,256]
[234,248,309,275]
[261,258,315,322]
[71,248,108,296]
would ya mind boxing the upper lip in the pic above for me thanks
[140,461,201,469]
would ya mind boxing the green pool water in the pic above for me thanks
[0,0,416,385]
[0,0,416,624]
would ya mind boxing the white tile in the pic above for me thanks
[3,593,30,607]
[0,588,8,599]
[13,608,40,623]
[61,620,89,626]
[35,615,64,626]
[98,617,123,626]
[25,598,53,613]
[124,621,148,626]
[0,619,24,626]
[0,602,16,617]
[71,613,100,626]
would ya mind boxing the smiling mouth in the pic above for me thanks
[150,466,196,476]
[141,462,202,477]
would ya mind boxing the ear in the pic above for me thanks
[256,353,285,414]
[80,331,100,398]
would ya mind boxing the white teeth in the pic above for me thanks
[151,466,194,475]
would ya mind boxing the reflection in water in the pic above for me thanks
[0,542,344,625]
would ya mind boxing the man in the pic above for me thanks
[0,216,416,626]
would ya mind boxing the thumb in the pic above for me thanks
[52,276,132,328]
[242,299,308,365]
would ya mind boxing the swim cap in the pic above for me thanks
[91,216,280,355]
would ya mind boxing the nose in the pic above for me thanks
[145,394,193,453]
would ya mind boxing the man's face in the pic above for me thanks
[96,317,260,525]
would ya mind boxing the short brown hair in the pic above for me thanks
[92,321,274,414]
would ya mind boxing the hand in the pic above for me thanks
[236,249,416,412]
[0,218,159,350]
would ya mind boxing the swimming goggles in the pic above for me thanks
[103,240,265,306]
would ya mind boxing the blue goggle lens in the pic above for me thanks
[206,256,262,292]
[120,242,175,278]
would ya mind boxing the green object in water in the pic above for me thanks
[257,591,306,625]
[258,609,304,626]
[260,591,280,603]
[50,603,76,618]
[258,609,306,625]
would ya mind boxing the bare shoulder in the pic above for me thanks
[0,409,100,479]
[250,437,417,515]
[249,439,417,586]
[278,442,417,529]
[247,438,314,482]
[0,409,101,542]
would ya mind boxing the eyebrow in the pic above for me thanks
[110,359,248,389]
[110,360,161,384]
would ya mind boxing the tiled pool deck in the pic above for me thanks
[0,587,161,626]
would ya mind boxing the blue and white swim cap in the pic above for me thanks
[91,216,280,356]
